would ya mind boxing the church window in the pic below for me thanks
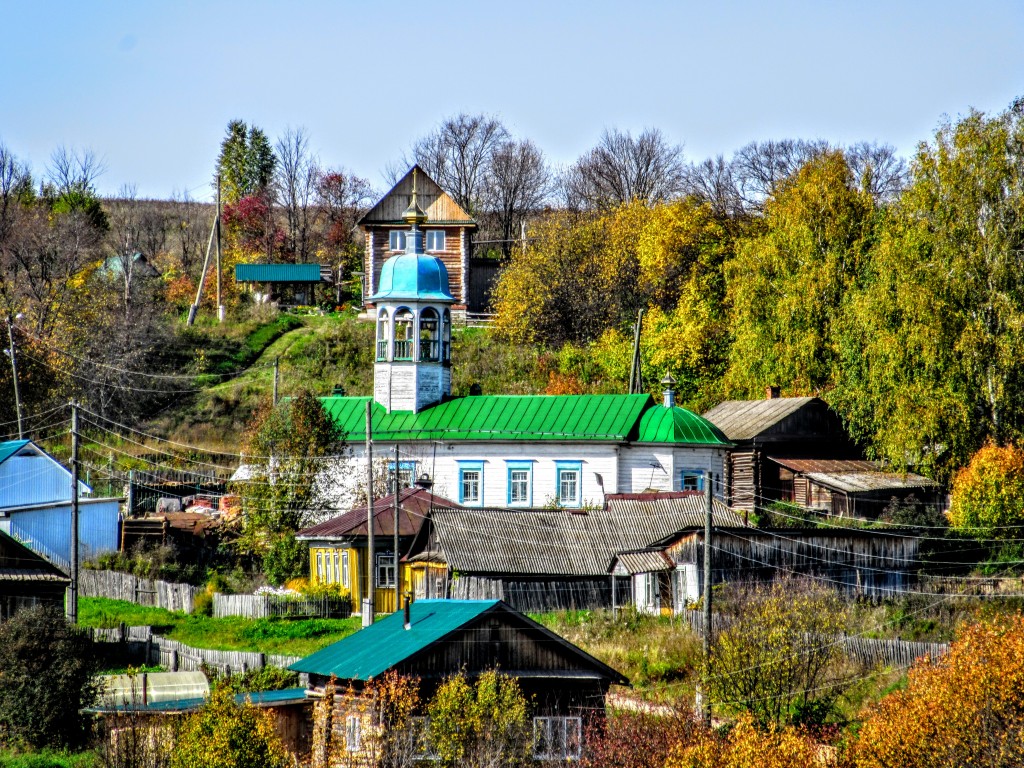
[442,309,452,362]
[376,309,390,361]
[394,308,414,360]
[419,308,440,361]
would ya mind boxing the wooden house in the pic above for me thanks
[0,527,70,619]
[296,488,458,614]
[610,525,922,614]
[0,439,121,570]
[359,166,476,311]
[289,599,628,762]
[703,393,937,516]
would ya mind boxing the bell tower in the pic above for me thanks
[370,170,454,413]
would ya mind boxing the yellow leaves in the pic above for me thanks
[665,714,826,768]
[948,441,1024,538]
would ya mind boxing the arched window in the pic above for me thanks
[376,309,390,361]
[419,308,440,361]
[442,309,452,362]
[394,308,414,360]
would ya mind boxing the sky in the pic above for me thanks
[2,0,1023,201]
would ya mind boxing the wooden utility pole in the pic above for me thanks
[393,443,401,612]
[69,401,80,624]
[272,357,280,405]
[186,193,221,326]
[364,402,375,626]
[5,316,22,439]
[702,470,714,726]
[216,175,224,323]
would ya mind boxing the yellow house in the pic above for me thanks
[297,488,457,615]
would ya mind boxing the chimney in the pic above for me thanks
[661,372,677,409]
[403,593,412,630]
[765,386,781,400]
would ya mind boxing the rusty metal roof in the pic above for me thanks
[429,493,742,577]
[702,397,819,440]
[769,458,939,493]
[296,488,459,540]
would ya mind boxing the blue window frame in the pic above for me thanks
[555,461,583,508]
[458,461,484,506]
[680,469,705,492]
[388,460,417,490]
[506,460,534,506]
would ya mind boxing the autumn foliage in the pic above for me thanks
[948,441,1024,538]
[848,613,1024,768]
[665,714,827,768]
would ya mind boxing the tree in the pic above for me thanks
[172,683,289,768]
[562,127,686,209]
[316,167,375,277]
[665,713,826,768]
[106,183,144,316]
[216,120,276,204]
[0,604,100,750]
[235,389,344,553]
[581,707,697,768]
[409,113,509,215]
[427,670,532,768]
[274,126,320,263]
[845,141,907,203]
[484,139,551,258]
[948,442,1024,539]
[731,138,829,210]
[849,613,1024,768]
[170,188,206,274]
[725,150,875,398]
[705,578,849,728]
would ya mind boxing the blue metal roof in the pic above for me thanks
[370,252,454,302]
[235,263,324,282]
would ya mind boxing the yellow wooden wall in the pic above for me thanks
[308,545,410,614]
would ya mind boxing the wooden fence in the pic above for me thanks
[90,625,305,681]
[680,610,948,669]
[80,570,199,613]
[212,593,352,620]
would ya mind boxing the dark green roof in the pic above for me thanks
[322,394,730,445]
[0,440,31,466]
[235,263,324,282]
[289,600,500,679]
[636,405,730,444]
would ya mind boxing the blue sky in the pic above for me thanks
[2,0,1022,200]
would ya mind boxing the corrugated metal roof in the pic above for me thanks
[769,458,939,493]
[611,549,674,574]
[234,263,325,282]
[702,397,818,440]
[297,489,458,540]
[289,599,500,679]
[322,394,726,445]
[359,166,476,226]
[635,406,731,446]
[430,493,743,576]
[0,440,31,466]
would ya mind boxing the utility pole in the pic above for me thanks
[364,402,375,626]
[216,174,224,323]
[393,443,400,613]
[272,357,280,406]
[5,315,23,439]
[69,401,80,624]
[187,196,220,326]
[702,469,714,727]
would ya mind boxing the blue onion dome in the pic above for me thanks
[371,252,454,301]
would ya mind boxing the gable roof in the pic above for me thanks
[296,488,459,540]
[289,599,627,685]
[0,527,69,580]
[703,397,827,441]
[359,166,476,227]
[321,394,730,446]
[0,440,32,466]
[428,492,744,576]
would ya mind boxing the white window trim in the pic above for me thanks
[533,716,582,760]
[459,461,484,507]
[376,552,396,589]
[556,462,583,508]
[389,230,407,251]
[426,229,446,252]
[506,460,534,507]
[345,714,362,752]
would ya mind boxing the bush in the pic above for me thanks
[261,534,307,587]
[0,605,100,750]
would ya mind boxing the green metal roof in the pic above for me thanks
[235,263,324,282]
[0,440,31,466]
[289,600,500,679]
[321,394,729,445]
[636,406,731,445]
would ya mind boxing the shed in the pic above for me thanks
[290,599,627,760]
[0,526,69,620]
[234,263,334,306]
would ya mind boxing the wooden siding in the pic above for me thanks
[451,575,614,612]
[360,169,475,226]
[365,224,468,304]
[727,450,759,510]
[308,544,408,615]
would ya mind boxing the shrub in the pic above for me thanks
[261,533,307,586]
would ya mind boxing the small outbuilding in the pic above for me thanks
[234,263,335,306]
[0,526,70,619]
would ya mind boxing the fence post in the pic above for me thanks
[170,649,178,672]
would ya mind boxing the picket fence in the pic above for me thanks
[90,624,304,680]
[213,593,352,620]
[80,569,199,613]
[681,610,948,669]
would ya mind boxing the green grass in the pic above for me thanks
[0,750,98,768]
[80,597,361,657]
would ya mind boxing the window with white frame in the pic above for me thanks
[388,460,416,490]
[333,552,341,585]
[341,550,350,588]
[325,552,334,583]
[556,462,582,508]
[533,716,582,761]
[459,462,484,506]
[507,461,533,506]
[425,230,445,251]
[389,230,407,251]
[345,714,362,752]
[680,469,705,492]
[376,552,396,588]
[316,552,324,582]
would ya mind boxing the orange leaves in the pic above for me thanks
[665,714,827,768]
[948,441,1024,538]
